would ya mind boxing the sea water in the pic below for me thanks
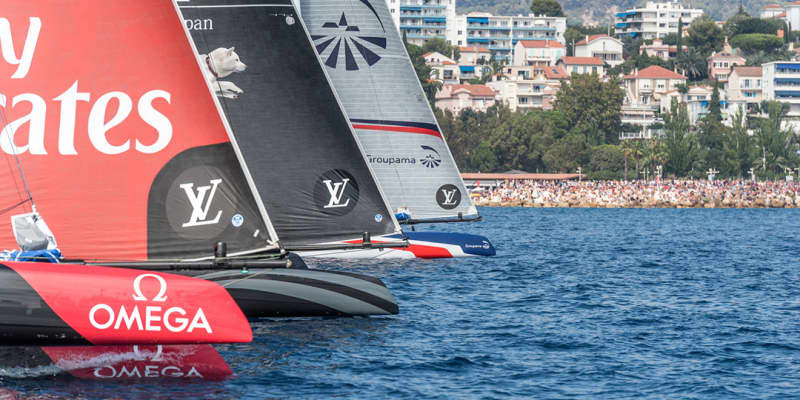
[3,207,800,399]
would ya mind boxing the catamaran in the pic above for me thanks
[0,0,398,347]
[298,0,496,258]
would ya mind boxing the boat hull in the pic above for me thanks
[297,231,496,259]
[184,268,399,317]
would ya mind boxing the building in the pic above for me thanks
[786,2,800,35]
[640,38,686,60]
[762,61,800,117]
[387,0,457,47]
[488,65,567,111]
[423,51,460,84]
[448,12,567,61]
[512,40,566,67]
[574,35,623,67]
[726,66,763,117]
[659,85,728,126]
[761,4,785,19]
[624,65,688,106]
[557,57,606,77]
[620,65,687,139]
[459,45,491,65]
[614,1,703,40]
[707,38,745,83]
[435,83,497,114]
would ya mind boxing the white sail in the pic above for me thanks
[299,0,479,223]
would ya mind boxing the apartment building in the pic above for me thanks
[512,39,566,67]
[614,1,703,40]
[387,0,456,46]
[574,35,623,67]
[449,12,566,61]
[762,61,800,117]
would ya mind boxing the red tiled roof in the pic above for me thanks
[732,66,762,77]
[518,40,565,49]
[423,52,434,57]
[575,34,611,45]
[460,46,490,53]
[446,84,496,97]
[775,11,787,17]
[559,56,604,65]
[763,4,783,8]
[624,65,687,80]
[540,65,568,79]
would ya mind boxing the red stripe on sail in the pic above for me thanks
[352,124,443,139]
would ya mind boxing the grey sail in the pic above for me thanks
[298,0,479,223]
[179,0,403,247]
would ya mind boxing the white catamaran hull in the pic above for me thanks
[297,232,496,259]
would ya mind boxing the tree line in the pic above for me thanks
[437,75,799,180]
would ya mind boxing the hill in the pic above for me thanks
[457,0,777,25]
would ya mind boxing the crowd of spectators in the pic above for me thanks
[472,179,800,208]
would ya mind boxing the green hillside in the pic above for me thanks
[457,0,778,25]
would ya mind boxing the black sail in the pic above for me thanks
[179,0,402,247]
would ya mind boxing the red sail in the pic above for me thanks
[0,1,274,260]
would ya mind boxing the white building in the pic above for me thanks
[448,12,566,61]
[787,3,800,37]
[762,61,800,117]
[423,51,459,84]
[574,35,623,67]
[512,39,566,67]
[659,85,728,126]
[614,1,703,40]
[760,4,785,19]
[387,0,457,46]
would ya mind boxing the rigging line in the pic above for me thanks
[0,100,35,210]
[0,198,30,216]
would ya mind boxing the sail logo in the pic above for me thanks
[323,179,351,208]
[436,184,461,210]
[311,3,388,71]
[420,146,442,168]
[313,169,359,216]
[0,17,173,156]
[180,179,223,228]
[88,273,213,334]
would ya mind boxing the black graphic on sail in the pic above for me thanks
[181,0,402,246]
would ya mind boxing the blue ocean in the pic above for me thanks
[3,207,800,399]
